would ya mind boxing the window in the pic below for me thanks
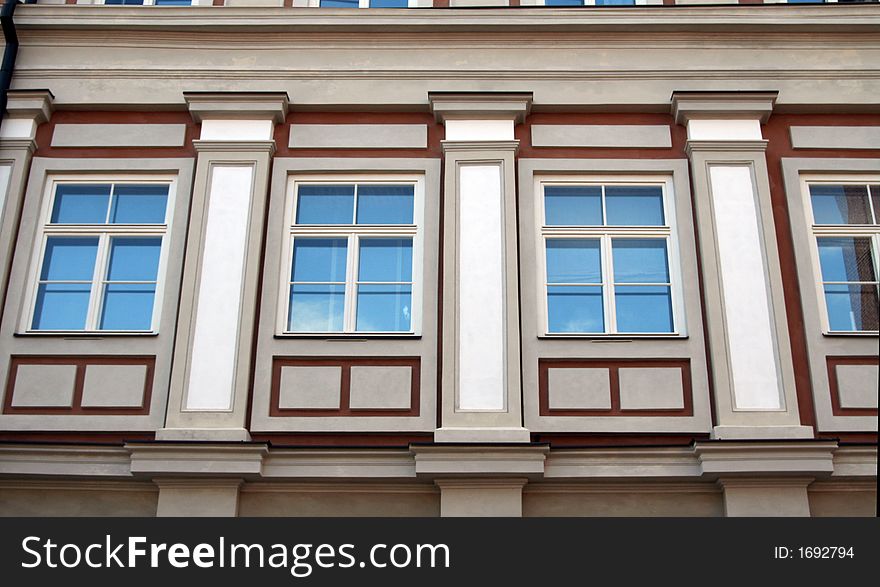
[26,179,174,333]
[543,1,640,6]
[282,177,423,334]
[102,1,194,5]
[538,178,682,335]
[804,178,880,333]
[317,0,415,7]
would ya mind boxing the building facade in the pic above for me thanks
[0,0,877,517]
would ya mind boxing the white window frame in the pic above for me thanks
[535,174,686,338]
[89,1,202,6]
[21,174,177,335]
[532,0,652,6]
[799,173,880,335]
[279,174,425,336]
[307,0,423,8]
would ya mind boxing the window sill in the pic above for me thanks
[274,334,422,341]
[821,331,879,338]
[14,331,159,338]
[538,333,688,341]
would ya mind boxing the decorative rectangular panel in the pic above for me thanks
[3,356,154,415]
[827,356,879,416]
[538,359,692,416]
[270,357,419,417]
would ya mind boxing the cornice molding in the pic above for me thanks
[0,138,37,154]
[185,92,289,124]
[671,90,778,125]
[192,139,277,155]
[441,140,521,153]
[13,6,880,34]
[3,89,54,124]
[685,139,769,156]
[429,92,532,124]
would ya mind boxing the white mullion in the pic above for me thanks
[85,233,111,330]
[603,234,616,334]
[345,233,359,332]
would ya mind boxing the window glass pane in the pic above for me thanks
[370,0,408,6]
[809,184,872,225]
[288,284,345,331]
[105,0,146,4]
[824,284,879,331]
[51,184,111,224]
[110,185,169,224]
[32,283,92,330]
[605,185,665,226]
[597,0,635,4]
[544,186,602,226]
[106,237,162,282]
[295,185,355,224]
[356,284,412,332]
[358,238,413,282]
[320,0,359,6]
[546,239,601,283]
[40,237,99,281]
[291,238,348,282]
[870,185,880,224]
[544,0,583,5]
[817,237,876,283]
[155,0,193,5]
[356,185,414,224]
[615,285,673,333]
[547,285,604,333]
[100,284,156,330]
[612,239,669,283]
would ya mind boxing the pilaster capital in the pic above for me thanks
[429,92,532,124]
[671,91,778,126]
[184,91,290,124]
[4,89,55,124]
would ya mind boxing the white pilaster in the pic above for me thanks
[673,92,812,440]
[430,93,532,443]
[160,92,288,441]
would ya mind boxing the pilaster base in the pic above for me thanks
[711,425,814,440]
[718,477,812,517]
[156,428,252,442]
[155,478,242,517]
[436,478,527,517]
[434,427,531,443]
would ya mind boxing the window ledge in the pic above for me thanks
[14,331,159,338]
[274,334,421,341]
[821,331,879,338]
[538,334,688,341]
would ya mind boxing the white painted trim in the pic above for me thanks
[199,119,274,142]
[87,1,205,6]
[527,0,655,6]
[457,163,507,412]
[279,173,425,336]
[306,0,421,7]
[0,119,37,141]
[21,175,177,335]
[184,164,255,411]
[707,165,785,411]
[687,119,763,141]
[445,120,515,142]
